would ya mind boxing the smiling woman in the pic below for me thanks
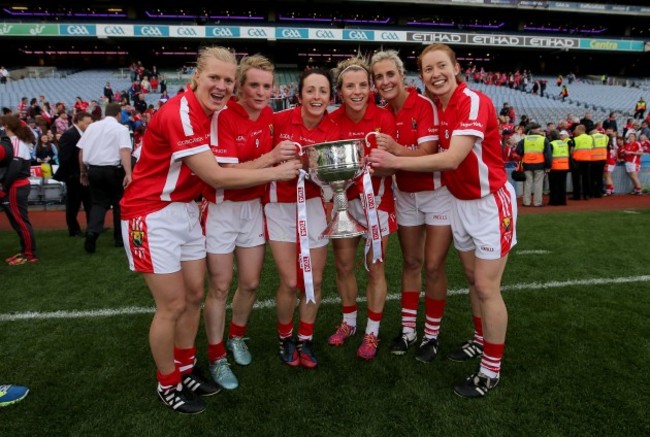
[118,46,301,415]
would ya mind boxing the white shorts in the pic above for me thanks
[449,182,518,260]
[121,202,206,274]
[605,164,616,173]
[264,198,329,248]
[205,199,265,254]
[395,186,452,227]
[625,162,640,173]
[348,198,397,237]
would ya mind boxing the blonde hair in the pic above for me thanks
[370,50,405,77]
[189,46,237,91]
[331,57,371,91]
[237,54,275,87]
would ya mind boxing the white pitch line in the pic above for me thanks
[2,275,649,323]
[514,250,551,255]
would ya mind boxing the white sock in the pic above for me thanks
[365,318,380,336]
[343,311,357,328]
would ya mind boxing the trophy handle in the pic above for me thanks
[291,141,304,156]
[364,131,380,147]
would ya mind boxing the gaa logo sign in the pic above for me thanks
[210,27,237,37]
[103,25,126,36]
[297,186,305,203]
[344,30,373,40]
[380,32,400,41]
[366,193,375,210]
[280,28,305,39]
[298,219,307,237]
[177,27,198,36]
[65,25,91,35]
[371,224,380,241]
[315,30,336,39]
[139,26,164,36]
[247,28,268,37]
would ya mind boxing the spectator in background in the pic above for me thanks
[150,75,159,93]
[54,111,69,135]
[0,66,9,84]
[602,112,618,133]
[516,122,552,207]
[17,97,28,120]
[34,133,58,167]
[78,102,133,253]
[140,76,151,94]
[0,115,38,265]
[634,97,646,120]
[27,98,42,120]
[560,85,569,102]
[134,93,147,114]
[88,100,102,121]
[158,90,170,107]
[580,112,595,133]
[53,112,93,237]
[73,97,89,114]
[622,118,635,138]
[103,81,113,103]
[498,102,515,124]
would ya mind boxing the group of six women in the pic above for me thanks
[119,43,517,414]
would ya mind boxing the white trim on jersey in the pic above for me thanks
[215,156,239,164]
[463,88,480,120]
[179,96,193,136]
[418,135,438,144]
[454,129,484,139]
[474,137,491,198]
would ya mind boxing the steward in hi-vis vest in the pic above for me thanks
[547,130,571,206]
[515,123,552,207]
[569,124,592,200]
[589,129,608,198]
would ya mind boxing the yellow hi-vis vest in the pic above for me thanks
[550,140,569,170]
[523,135,545,164]
[572,134,593,162]
[591,133,608,161]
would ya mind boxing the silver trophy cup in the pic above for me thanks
[299,138,368,238]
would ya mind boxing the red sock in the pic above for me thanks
[366,309,383,336]
[229,322,247,339]
[400,291,420,332]
[207,342,226,364]
[277,320,293,339]
[424,297,446,339]
[173,346,196,375]
[480,341,505,378]
[297,320,314,341]
[472,316,484,346]
[156,368,181,389]
[606,184,614,194]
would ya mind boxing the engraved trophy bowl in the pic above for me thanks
[298,138,368,238]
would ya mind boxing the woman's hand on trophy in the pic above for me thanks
[272,159,302,181]
[272,140,299,164]
[368,148,399,170]
[375,133,400,155]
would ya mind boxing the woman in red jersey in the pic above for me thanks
[202,55,298,389]
[369,44,517,399]
[266,68,340,369]
[327,57,396,361]
[119,47,300,414]
[370,50,453,362]
[621,131,644,195]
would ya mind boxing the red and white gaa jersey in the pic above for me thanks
[386,87,441,192]
[204,99,274,203]
[623,141,642,164]
[265,106,341,203]
[435,82,507,200]
[121,86,213,219]
[330,100,396,208]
